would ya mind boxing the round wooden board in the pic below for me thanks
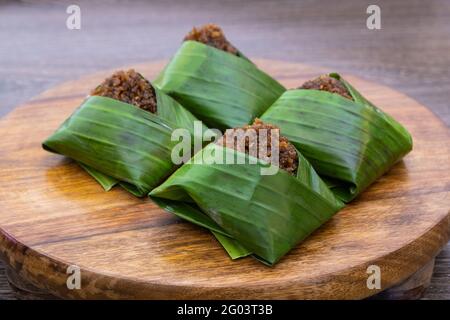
[0,60,449,300]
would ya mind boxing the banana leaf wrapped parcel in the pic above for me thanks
[150,120,344,265]
[260,73,413,202]
[43,69,207,197]
[183,23,243,58]
[154,24,286,131]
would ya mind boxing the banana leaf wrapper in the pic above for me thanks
[260,73,413,202]
[154,41,286,131]
[150,143,344,265]
[78,162,119,191]
[43,92,207,197]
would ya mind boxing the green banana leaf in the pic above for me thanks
[333,73,412,140]
[78,162,119,191]
[212,231,253,260]
[154,41,286,131]
[80,86,208,193]
[260,74,413,202]
[43,93,207,197]
[150,143,344,265]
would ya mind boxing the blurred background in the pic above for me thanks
[0,0,449,299]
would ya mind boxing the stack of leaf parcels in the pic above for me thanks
[43,24,412,265]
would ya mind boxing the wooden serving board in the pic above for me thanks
[0,60,448,300]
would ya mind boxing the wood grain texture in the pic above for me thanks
[0,60,448,299]
[1,0,450,299]
[371,260,435,300]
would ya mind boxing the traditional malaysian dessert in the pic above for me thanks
[90,68,205,138]
[43,27,414,265]
[217,119,299,175]
[184,24,238,55]
[260,73,413,202]
[299,74,352,100]
[151,119,342,264]
[155,26,285,130]
[91,69,157,113]
[44,69,204,197]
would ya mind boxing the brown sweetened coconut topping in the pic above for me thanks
[299,75,353,100]
[184,24,238,56]
[217,119,299,175]
[91,69,158,113]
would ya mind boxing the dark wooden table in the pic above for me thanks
[0,0,449,299]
